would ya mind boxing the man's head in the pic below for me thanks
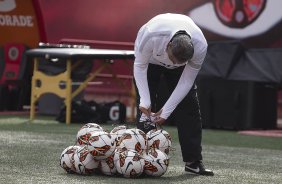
[167,31,194,64]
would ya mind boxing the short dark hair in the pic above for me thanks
[170,32,194,63]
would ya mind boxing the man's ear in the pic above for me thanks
[166,42,171,51]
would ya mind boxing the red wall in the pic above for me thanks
[36,0,205,44]
[36,0,282,48]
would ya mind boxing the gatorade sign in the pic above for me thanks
[0,14,34,27]
[0,15,34,27]
[0,0,41,48]
[109,105,120,121]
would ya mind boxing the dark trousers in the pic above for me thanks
[134,63,202,162]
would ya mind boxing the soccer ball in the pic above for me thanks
[114,150,145,178]
[117,128,147,154]
[73,146,99,175]
[76,123,103,145]
[147,129,172,155]
[87,131,116,160]
[143,149,169,176]
[99,155,116,176]
[60,145,81,173]
[110,125,127,144]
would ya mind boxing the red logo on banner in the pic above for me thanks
[213,0,266,28]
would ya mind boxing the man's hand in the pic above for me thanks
[154,117,166,125]
[152,109,166,125]
[139,106,151,118]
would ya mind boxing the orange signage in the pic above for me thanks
[0,0,41,48]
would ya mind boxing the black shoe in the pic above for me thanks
[185,160,214,176]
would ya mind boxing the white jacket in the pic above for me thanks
[134,13,207,119]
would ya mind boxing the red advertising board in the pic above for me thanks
[1,0,282,48]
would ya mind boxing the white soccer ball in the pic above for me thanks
[99,155,116,176]
[76,123,104,145]
[87,131,116,160]
[147,129,172,155]
[73,146,99,175]
[60,145,81,173]
[117,128,147,154]
[143,149,170,176]
[110,125,127,144]
[114,150,145,178]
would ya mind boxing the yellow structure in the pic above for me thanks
[27,48,134,124]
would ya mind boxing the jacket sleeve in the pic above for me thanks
[134,28,154,109]
[160,39,207,119]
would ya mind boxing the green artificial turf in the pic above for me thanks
[0,116,281,184]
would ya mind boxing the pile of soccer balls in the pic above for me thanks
[60,123,172,178]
